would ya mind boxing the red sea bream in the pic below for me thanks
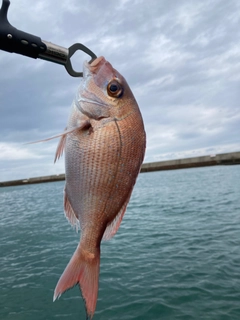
[53,56,146,319]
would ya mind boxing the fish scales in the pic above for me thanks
[65,111,144,230]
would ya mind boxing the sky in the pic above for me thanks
[0,0,240,182]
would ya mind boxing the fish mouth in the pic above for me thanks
[90,56,105,67]
[83,56,105,78]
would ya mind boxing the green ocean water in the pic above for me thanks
[0,165,240,320]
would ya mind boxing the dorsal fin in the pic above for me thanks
[103,193,132,240]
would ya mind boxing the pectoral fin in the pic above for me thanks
[26,120,90,146]
[54,129,67,162]
[54,120,90,161]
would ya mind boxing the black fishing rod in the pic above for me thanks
[0,0,97,77]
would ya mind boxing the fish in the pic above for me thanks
[53,56,146,319]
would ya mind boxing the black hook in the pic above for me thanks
[0,0,97,77]
[0,0,9,21]
[0,0,47,58]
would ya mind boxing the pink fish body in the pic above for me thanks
[54,56,146,319]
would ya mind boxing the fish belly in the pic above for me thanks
[64,111,145,232]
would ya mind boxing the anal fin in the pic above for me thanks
[64,189,79,231]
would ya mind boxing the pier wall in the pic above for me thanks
[140,151,240,173]
[1,151,239,187]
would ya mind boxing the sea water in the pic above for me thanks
[0,165,240,320]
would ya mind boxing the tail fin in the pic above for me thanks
[54,244,100,319]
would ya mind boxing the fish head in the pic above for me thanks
[76,56,138,121]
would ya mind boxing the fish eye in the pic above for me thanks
[107,80,123,98]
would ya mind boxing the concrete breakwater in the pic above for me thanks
[141,151,240,173]
[0,151,239,187]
